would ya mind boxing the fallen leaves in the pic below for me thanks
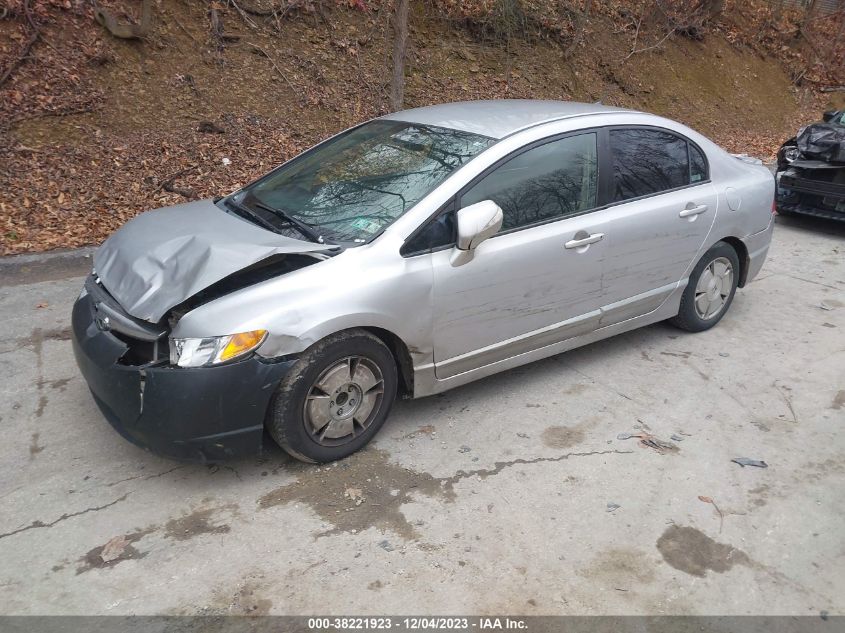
[617,431,679,454]
[99,534,129,563]
[0,0,838,255]
[0,114,307,255]
[344,487,364,506]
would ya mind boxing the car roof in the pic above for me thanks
[381,99,636,139]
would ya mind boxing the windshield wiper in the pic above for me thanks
[250,200,326,244]
[223,198,285,235]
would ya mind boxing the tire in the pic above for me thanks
[669,241,740,333]
[267,329,398,463]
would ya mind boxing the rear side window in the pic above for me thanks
[689,143,708,183]
[609,129,698,202]
[460,132,598,231]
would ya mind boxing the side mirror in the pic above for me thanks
[455,200,503,251]
[822,110,837,123]
[450,200,503,266]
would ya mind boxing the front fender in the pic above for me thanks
[256,313,433,368]
[172,240,435,370]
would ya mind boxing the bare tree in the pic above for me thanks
[801,0,819,33]
[563,0,593,58]
[0,0,39,88]
[390,0,409,112]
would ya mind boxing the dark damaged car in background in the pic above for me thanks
[71,100,775,464]
[776,109,845,220]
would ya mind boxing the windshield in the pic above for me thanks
[241,120,495,243]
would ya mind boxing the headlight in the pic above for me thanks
[169,330,267,368]
[784,146,800,162]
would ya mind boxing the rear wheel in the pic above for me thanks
[267,329,397,463]
[670,241,740,333]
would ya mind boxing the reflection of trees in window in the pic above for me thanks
[462,134,598,231]
[689,143,707,183]
[610,130,690,201]
[300,126,487,230]
[250,121,493,241]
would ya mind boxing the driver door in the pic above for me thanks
[427,132,608,379]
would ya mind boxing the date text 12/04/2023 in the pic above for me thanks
[306,617,528,630]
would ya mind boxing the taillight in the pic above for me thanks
[771,198,776,214]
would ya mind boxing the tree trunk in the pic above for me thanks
[390,0,409,112]
[801,0,818,32]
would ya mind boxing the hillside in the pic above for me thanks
[1,0,842,255]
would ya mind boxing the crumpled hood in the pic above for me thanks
[796,122,845,164]
[94,199,329,322]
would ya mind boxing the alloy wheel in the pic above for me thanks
[694,256,734,320]
[303,356,385,446]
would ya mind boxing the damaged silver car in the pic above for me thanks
[72,100,775,463]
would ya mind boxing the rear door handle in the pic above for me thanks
[679,204,708,218]
[564,233,604,249]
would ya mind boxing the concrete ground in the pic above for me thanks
[0,215,843,616]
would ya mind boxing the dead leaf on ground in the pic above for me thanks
[344,487,363,501]
[99,535,129,563]
[617,431,679,453]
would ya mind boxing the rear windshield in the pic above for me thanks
[242,120,494,243]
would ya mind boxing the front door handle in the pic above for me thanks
[564,233,604,249]
[679,204,708,218]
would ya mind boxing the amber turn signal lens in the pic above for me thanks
[219,330,267,362]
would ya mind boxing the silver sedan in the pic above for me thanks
[72,100,775,463]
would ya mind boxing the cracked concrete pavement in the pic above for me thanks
[0,215,843,615]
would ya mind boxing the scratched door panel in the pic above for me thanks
[430,214,607,379]
[599,183,718,327]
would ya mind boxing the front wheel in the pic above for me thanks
[669,241,740,333]
[267,329,398,463]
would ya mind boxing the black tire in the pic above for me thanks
[669,241,740,333]
[267,329,397,463]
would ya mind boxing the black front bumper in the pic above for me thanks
[71,293,295,462]
[777,169,845,221]
[777,195,845,221]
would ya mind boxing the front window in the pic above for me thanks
[239,120,494,243]
[460,132,598,232]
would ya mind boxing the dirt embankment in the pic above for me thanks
[0,1,836,255]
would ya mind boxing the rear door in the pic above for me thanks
[597,127,718,326]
